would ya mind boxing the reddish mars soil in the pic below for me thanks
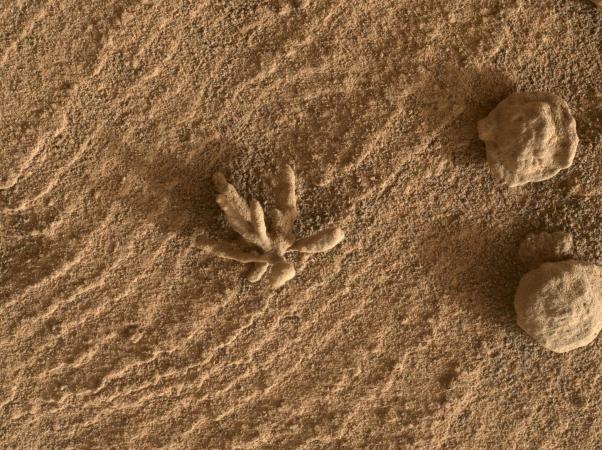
[1,1,601,448]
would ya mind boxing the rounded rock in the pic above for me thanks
[514,260,602,353]
[518,231,573,269]
[478,92,578,187]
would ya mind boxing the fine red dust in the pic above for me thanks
[1,1,601,448]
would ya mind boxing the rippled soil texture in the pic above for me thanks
[1,1,601,448]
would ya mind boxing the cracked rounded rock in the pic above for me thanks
[514,260,602,353]
[478,92,578,187]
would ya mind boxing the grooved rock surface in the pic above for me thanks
[515,260,602,353]
[478,92,579,187]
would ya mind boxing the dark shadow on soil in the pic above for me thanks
[126,137,260,238]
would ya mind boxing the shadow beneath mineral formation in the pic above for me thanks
[128,137,259,238]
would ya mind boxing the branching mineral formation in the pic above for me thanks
[197,165,345,288]
[478,92,578,187]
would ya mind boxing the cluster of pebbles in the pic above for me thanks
[478,91,600,353]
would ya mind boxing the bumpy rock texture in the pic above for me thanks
[478,92,579,187]
[515,260,602,353]
[518,231,573,269]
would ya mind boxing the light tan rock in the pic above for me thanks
[478,92,578,187]
[514,260,602,353]
[518,231,573,269]
[592,0,602,9]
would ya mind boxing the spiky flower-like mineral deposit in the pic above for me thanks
[197,165,345,288]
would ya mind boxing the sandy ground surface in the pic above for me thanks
[1,0,601,448]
